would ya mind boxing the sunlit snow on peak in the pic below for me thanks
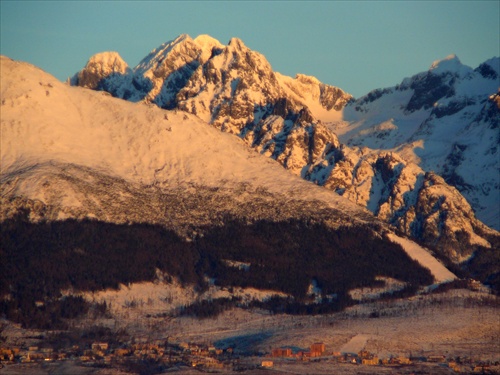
[429,54,472,77]
[193,34,223,48]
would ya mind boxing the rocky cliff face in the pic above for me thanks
[319,149,493,262]
[72,36,498,262]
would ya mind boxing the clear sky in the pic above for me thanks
[1,1,499,98]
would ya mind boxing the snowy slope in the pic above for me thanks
[2,55,374,241]
[332,55,500,230]
[386,234,456,283]
[0,55,358,213]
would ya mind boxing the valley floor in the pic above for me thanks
[118,289,499,359]
[1,289,499,374]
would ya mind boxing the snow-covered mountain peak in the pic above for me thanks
[133,33,223,78]
[335,54,499,230]
[295,74,322,85]
[193,34,224,62]
[482,56,500,71]
[227,37,247,50]
[76,51,129,89]
[135,34,196,74]
[193,34,222,48]
[430,53,459,67]
[85,51,127,68]
[275,72,353,121]
[72,33,353,120]
[429,54,472,77]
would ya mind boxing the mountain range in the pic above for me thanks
[70,34,499,261]
[1,34,498,327]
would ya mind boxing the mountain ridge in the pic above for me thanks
[0,54,373,231]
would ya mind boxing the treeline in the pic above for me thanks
[466,244,500,294]
[178,297,242,319]
[1,215,200,297]
[1,214,200,328]
[1,214,434,327]
[0,295,92,330]
[195,220,434,300]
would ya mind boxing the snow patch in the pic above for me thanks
[387,233,456,283]
[81,277,288,318]
[349,277,407,302]
[222,259,251,271]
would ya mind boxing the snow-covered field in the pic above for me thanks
[80,276,287,319]
[81,288,497,361]
[2,288,498,374]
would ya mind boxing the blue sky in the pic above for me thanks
[1,1,498,98]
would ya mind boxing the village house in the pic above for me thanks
[428,355,446,363]
[358,350,371,359]
[344,353,358,364]
[310,342,325,355]
[303,350,321,358]
[261,360,273,367]
[0,347,18,363]
[382,356,412,365]
[398,357,411,365]
[272,348,292,357]
[447,360,462,372]
[91,342,109,352]
[358,350,379,365]
[362,356,379,365]
[114,348,131,356]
